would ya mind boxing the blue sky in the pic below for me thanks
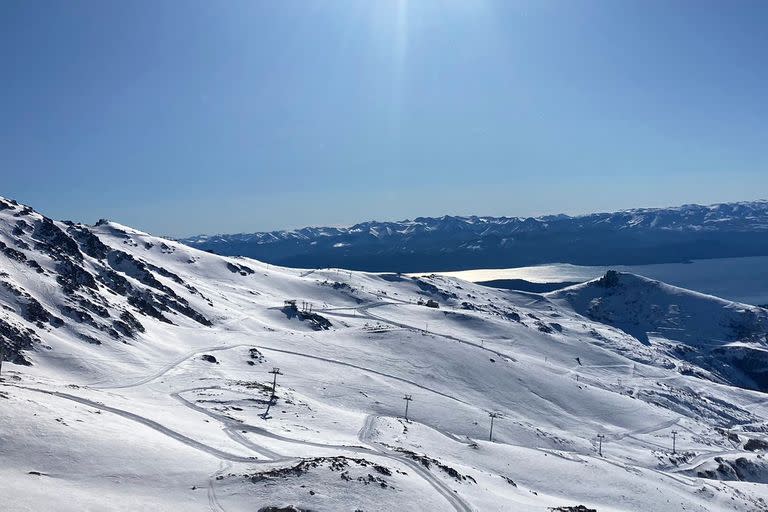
[1,1,766,236]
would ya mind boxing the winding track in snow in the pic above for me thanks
[174,387,474,512]
[357,414,473,512]
[207,461,231,512]
[93,338,472,407]
[321,301,518,364]
[31,296,738,511]
[15,361,476,512]
[7,384,261,463]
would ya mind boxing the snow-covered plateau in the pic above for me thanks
[2,195,768,511]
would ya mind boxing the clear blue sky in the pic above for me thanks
[2,1,766,236]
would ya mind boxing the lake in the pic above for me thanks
[423,256,768,306]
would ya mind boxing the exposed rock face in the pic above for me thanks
[66,225,110,259]
[550,272,768,391]
[0,316,38,365]
[687,454,768,484]
[0,280,63,328]
[56,259,98,294]
[107,250,211,326]
[0,197,213,366]
[281,306,332,331]
[32,217,83,262]
[227,262,255,276]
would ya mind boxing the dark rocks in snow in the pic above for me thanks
[32,218,83,262]
[107,250,212,326]
[0,281,63,328]
[112,319,137,338]
[597,270,620,288]
[59,305,98,328]
[258,507,310,512]
[133,291,205,327]
[146,261,185,285]
[201,354,218,364]
[281,306,332,331]
[394,448,476,483]
[536,322,554,334]
[548,506,597,512]
[0,240,27,263]
[108,250,167,291]
[413,277,458,301]
[77,298,110,318]
[227,262,255,276]
[0,318,38,365]
[249,456,393,491]
[78,333,102,345]
[26,260,45,274]
[710,345,768,392]
[67,225,110,259]
[693,455,768,484]
[319,280,353,292]
[249,348,265,362]
[119,310,145,333]
[164,296,212,326]
[97,268,132,296]
[55,260,98,294]
[24,297,64,327]
[744,438,768,451]
[460,300,522,324]
[128,293,174,324]
[13,237,30,250]
[14,205,34,217]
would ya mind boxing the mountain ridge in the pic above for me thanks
[180,200,768,272]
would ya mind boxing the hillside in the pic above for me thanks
[549,271,768,391]
[181,201,768,271]
[2,196,768,511]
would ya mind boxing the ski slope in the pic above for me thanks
[1,196,768,511]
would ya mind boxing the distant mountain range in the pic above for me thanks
[181,201,768,272]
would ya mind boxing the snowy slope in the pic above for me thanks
[2,196,768,511]
[548,271,768,390]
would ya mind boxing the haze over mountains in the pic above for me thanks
[3,194,768,510]
[181,201,768,272]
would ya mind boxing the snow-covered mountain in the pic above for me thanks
[549,271,768,391]
[3,195,768,511]
[181,200,768,272]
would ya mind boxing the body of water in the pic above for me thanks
[423,256,768,305]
